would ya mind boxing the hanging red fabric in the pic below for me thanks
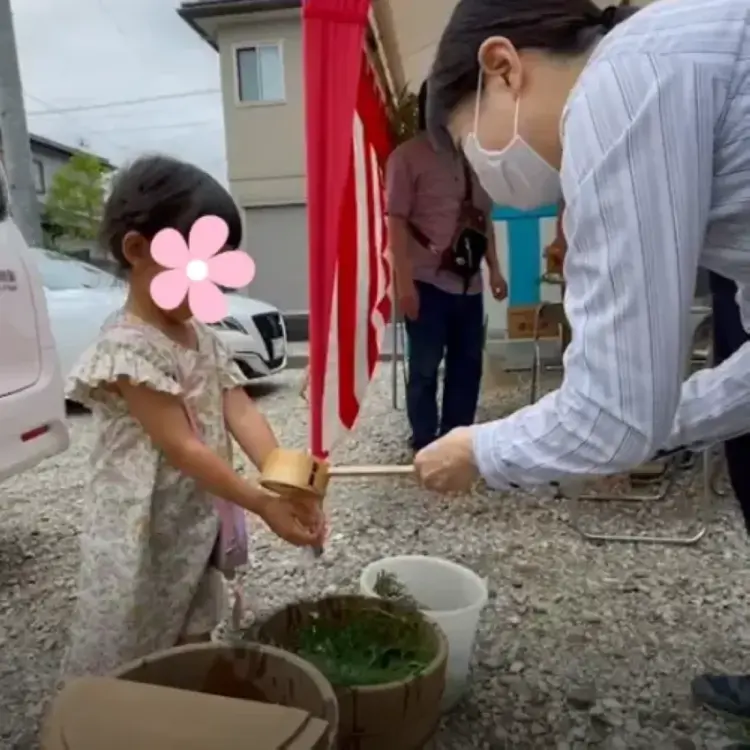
[303,0,371,458]
[303,0,394,458]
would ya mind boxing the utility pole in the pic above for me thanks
[0,0,42,246]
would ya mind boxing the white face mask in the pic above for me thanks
[463,82,561,211]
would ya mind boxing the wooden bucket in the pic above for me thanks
[112,642,339,749]
[253,595,448,750]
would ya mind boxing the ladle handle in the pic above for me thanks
[328,464,414,478]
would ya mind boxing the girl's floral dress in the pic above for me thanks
[61,313,250,677]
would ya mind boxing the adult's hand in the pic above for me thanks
[489,269,508,302]
[544,238,566,275]
[399,278,420,321]
[414,427,479,493]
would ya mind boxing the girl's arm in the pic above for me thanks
[117,378,271,516]
[223,387,278,470]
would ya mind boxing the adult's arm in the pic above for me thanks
[470,177,500,274]
[472,55,714,489]
[545,201,567,274]
[485,221,501,275]
[385,146,415,284]
[664,343,750,452]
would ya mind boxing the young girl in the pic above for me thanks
[61,154,324,678]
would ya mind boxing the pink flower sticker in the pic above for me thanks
[149,215,255,324]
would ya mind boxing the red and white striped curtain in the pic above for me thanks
[303,0,393,458]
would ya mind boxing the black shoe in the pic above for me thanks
[692,673,750,720]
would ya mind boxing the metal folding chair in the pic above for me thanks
[390,317,408,410]
[567,305,715,545]
[390,270,409,410]
[528,301,566,405]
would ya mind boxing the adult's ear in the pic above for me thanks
[477,36,523,95]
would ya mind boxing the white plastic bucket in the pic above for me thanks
[360,555,488,711]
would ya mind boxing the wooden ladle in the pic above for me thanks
[260,447,414,498]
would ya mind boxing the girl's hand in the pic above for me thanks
[258,492,325,547]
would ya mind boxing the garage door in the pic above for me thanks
[242,205,308,315]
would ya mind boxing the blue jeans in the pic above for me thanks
[709,271,750,533]
[405,281,484,450]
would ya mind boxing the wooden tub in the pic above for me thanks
[112,641,339,749]
[253,595,448,750]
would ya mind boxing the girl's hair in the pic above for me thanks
[427,1,639,142]
[100,154,243,270]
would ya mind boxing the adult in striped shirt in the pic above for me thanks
[414,0,750,721]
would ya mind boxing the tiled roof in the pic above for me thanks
[178,0,301,49]
[180,0,300,13]
[0,132,114,169]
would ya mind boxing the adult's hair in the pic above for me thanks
[427,0,639,142]
[417,80,428,132]
[100,154,243,271]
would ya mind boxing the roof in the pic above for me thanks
[25,133,115,170]
[178,0,301,48]
[180,0,300,13]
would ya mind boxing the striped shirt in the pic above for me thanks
[474,0,750,489]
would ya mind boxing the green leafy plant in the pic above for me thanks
[390,86,419,144]
[45,153,109,241]
[293,608,434,687]
[373,570,424,610]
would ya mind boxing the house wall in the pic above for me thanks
[207,11,309,322]
[0,143,69,204]
[216,12,305,207]
[30,146,70,203]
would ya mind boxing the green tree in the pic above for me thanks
[45,152,109,240]
[390,87,419,144]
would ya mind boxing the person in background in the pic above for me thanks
[705,271,750,534]
[386,80,507,453]
[689,273,750,723]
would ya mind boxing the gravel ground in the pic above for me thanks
[2,365,750,749]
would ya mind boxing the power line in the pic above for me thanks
[85,119,221,135]
[27,88,221,117]
[97,0,127,38]
[24,90,131,156]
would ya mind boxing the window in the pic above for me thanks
[33,159,45,195]
[236,43,285,103]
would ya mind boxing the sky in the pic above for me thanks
[12,0,227,182]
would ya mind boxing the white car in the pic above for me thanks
[0,173,69,482]
[31,248,288,386]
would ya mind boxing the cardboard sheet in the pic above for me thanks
[42,677,330,750]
